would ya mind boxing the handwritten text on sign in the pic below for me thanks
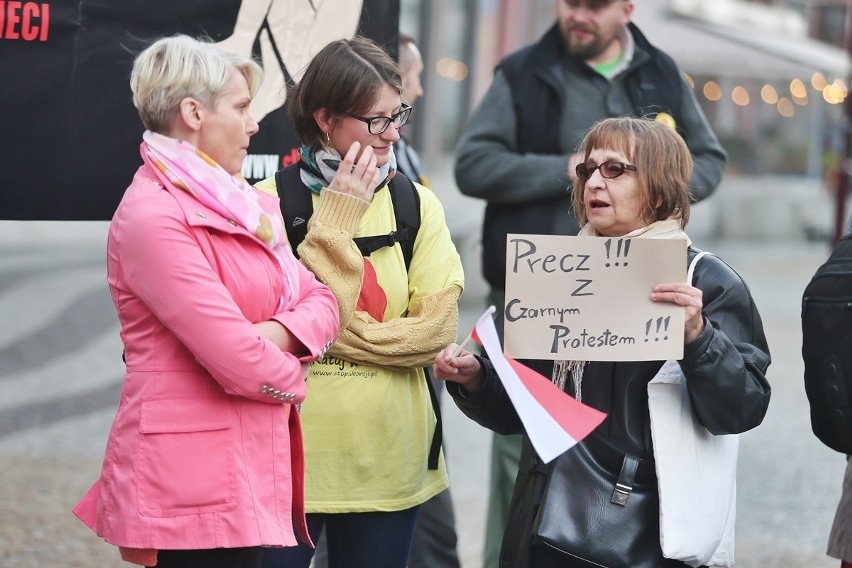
[503,235,687,361]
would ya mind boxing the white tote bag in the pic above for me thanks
[648,252,738,568]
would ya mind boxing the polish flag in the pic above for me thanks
[469,306,606,463]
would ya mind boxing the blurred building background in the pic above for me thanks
[398,0,850,240]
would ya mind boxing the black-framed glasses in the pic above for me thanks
[345,104,412,135]
[575,160,637,181]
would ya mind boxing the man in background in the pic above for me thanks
[453,1,727,566]
[396,33,430,188]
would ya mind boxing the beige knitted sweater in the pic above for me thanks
[297,188,463,371]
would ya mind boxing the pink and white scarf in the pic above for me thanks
[143,130,300,307]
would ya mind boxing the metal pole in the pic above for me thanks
[458,0,479,129]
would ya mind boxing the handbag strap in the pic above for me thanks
[611,454,640,506]
[607,252,711,509]
[688,250,712,283]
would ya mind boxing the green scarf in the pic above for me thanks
[297,144,396,194]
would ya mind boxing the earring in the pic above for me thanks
[325,131,330,145]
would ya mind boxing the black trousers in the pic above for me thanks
[151,546,263,568]
[407,486,461,568]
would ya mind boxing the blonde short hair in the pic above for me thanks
[130,35,262,133]
[572,116,693,229]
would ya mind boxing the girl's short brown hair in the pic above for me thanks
[288,36,402,150]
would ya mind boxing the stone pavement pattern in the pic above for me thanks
[0,176,848,567]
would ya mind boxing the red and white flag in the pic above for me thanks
[469,306,606,463]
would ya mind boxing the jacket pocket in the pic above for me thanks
[138,396,236,517]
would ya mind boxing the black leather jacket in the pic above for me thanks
[447,247,771,567]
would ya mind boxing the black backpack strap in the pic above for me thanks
[388,172,420,271]
[352,172,420,270]
[385,173,441,469]
[424,367,443,470]
[276,163,313,258]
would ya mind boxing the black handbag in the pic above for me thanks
[532,433,666,568]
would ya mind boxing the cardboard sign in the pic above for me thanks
[503,234,687,361]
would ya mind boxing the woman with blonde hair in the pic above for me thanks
[72,35,341,568]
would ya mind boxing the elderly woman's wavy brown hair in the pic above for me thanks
[572,116,693,229]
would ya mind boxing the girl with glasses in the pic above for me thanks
[258,36,464,568]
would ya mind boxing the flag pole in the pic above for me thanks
[452,335,475,357]
[453,305,497,356]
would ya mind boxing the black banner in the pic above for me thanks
[0,0,399,220]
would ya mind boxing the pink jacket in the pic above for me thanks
[73,155,339,551]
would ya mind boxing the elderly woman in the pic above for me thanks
[258,36,464,568]
[72,35,340,568]
[434,116,771,568]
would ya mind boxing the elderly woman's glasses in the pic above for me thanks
[345,104,412,135]
[575,160,637,181]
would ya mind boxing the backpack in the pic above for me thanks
[800,234,852,454]
[275,164,420,269]
[274,163,443,469]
